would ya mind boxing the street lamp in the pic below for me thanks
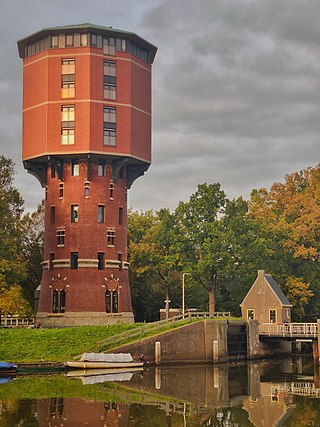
[182,273,190,317]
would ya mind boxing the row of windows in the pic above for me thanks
[60,104,117,146]
[25,32,150,63]
[52,289,119,314]
[51,162,118,179]
[56,228,117,247]
[49,252,123,271]
[51,181,115,200]
[50,205,123,225]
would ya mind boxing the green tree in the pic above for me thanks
[20,201,44,306]
[0,156,26,292]
[128,209,182,321]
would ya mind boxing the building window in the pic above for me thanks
[118,253,122,271]
[60,290,66,313]
[98,160,105,176]
[112,291,118,313]
[103,107,116,146]
[84,182,90,198]
[107,229,115,247]
[104,127,116,146]
[105,290,111,313]
[109,181,114,199]
[269,309,276,323]
[61,59,75,98]
[104,83,116,99]
[71,205,79,222]
[52,290,59,313]
[61,106,75,144]
[70,252,78,270]
[57,228,65,246]
[52,290,66,314]
[71,160,79,176]
[45,186,48,201]
[49,253,55,271]
[119,207,123,226]
[98,205,105,223]
[247,309,255,320]
[80,33,88,46]
[104,60,116,76]
[50,206,55,225]
[59,183,64,198]
[98,252,105,270]
[103,37,116,55]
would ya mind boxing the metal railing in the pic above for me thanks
[270,382,320,397]
[98,311,231,350]
[0,315,35,328]
[259,322,318,338]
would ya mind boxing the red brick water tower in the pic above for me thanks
[18,24,157,326]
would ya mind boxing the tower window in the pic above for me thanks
[49,253,55,271]
[70,252,78,270]
[104,107,116,123]
[61,106,75,144]
[84,182,90,198]
[105,290,111,313]
[104,60,116,77]
[98,205,105,223]
[103,127,116,146]
[109,181,114,199]
[104,83,116,100]
[52,289,66,314]
[57,228,65,246]
[61,59,75,98]
[112,291,118,313]
[98,252,105,270]
[52,290,59,313]
[71,205,79,222]
[59,183,64,198]
[119,207,123,226]
[118,253,122,271]
[107,229,115,247]
[103,37,116,55]
[50,206,55,225]
[71,160,79,176]
[98,160,105,176]
[60,290,66,313]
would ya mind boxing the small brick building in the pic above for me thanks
[240,270,292,324]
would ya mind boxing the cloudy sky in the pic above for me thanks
[1,0,320,212]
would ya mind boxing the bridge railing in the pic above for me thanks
[0,315,35,328]
[259,322,318,337]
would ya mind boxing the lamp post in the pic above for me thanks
[182,273,190,317]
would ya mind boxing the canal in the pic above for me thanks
[0,357,319,426]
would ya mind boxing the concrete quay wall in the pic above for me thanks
[111,319,291,365]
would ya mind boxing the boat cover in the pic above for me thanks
[79,353,133,363]
[81,372,133,384]
[0,362,16,369]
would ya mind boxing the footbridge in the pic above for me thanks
[259,323,318,341]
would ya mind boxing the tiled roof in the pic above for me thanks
[265,274,292,306]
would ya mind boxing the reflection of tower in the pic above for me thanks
[17,24,157,326]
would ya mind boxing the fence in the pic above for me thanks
[259,322,318,338]
[0,315,35,328]
[98,311,231,350]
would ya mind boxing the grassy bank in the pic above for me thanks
[0,317,237,364]
[0,324,138,363]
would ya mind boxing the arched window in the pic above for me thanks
[112,290,118,313]
[105,290,111,313]
[60,290,66,313]
[52,290,59,313]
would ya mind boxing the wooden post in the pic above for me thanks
[313,342,319,388]
[213,340,219,363]
[155,341,161,365]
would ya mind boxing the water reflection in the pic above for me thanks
[0,357,319,426]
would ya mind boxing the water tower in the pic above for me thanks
[18,24,157,326]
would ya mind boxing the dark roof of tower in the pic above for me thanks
[17,23,157,62]
[265,274,291,306]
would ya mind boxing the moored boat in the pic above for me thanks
[65,353,145,370]
[0,362,17,374]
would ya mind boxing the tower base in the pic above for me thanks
[36,311,134,328]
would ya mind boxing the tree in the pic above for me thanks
[20,201,44,306]
[128,209,182,321]
[0,156,26,291]
[249,164,320,320]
